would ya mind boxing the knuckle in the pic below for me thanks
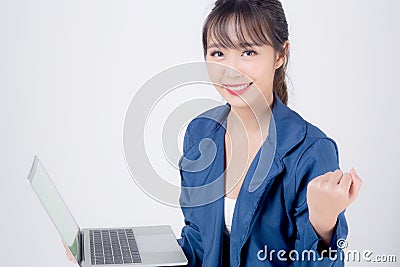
[307,182,316,190]
[308,178,318,186]
[334,169,343,174]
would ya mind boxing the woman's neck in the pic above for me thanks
[227,99,273,139]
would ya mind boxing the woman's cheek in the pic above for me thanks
[206,61,227,86]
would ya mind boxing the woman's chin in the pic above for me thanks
[226,98,251,109]
[221,93,257,109]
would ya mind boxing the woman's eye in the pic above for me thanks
[210,51,224,57]
[243,50,257,57]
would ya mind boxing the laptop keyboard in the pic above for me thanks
[90,229,142,265]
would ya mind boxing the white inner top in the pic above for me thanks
[224,196,237,234]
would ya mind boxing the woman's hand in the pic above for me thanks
[306,168,362,245]
[62,240,78,265]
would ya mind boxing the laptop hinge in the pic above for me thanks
[79,232,85,263]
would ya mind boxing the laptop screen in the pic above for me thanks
[27,156,81,262]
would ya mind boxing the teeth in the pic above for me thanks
[224,83,251,91]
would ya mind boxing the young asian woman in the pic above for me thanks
[175,0,362,266]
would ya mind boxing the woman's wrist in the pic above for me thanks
[309,214,337,246]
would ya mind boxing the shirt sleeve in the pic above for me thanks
[175,126,204,267]
[292,138,348,267]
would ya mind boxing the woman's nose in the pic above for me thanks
[223,60,243,79]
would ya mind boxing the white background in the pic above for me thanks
[1,0,399,266]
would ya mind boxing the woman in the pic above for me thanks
[176,0,362,266]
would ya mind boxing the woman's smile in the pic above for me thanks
[222,82,253,95]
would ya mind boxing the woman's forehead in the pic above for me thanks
[206,17,272,49]
[206,30,271,50]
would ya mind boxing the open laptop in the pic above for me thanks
[27,155,188,267]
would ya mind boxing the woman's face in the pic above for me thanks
[205,38,286,110]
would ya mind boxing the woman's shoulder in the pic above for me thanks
[303,117,335,143]
[286,110,340,173]
[276,102,339,161]
[185,103,229,142]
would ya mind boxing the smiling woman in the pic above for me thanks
[174,0,362,266]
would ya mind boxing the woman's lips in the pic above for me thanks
[223,82,253,96]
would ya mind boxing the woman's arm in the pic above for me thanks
[175,211,204,267]
[174,125,205,267]
[292,138,361,266]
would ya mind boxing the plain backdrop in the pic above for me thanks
[1,0,399,266]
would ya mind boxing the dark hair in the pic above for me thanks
[202,0,290,105]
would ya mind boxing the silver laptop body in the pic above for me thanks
[27,156,187,267]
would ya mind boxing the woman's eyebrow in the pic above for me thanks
[238,42,257,48]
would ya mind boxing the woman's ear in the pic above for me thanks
[275,41,290,70]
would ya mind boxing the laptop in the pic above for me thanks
[27,155,188,267]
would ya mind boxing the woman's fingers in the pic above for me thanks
[62,240,78,264]
[349,167,362,200]
[338,172,352,192]
[329,169,344,185]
